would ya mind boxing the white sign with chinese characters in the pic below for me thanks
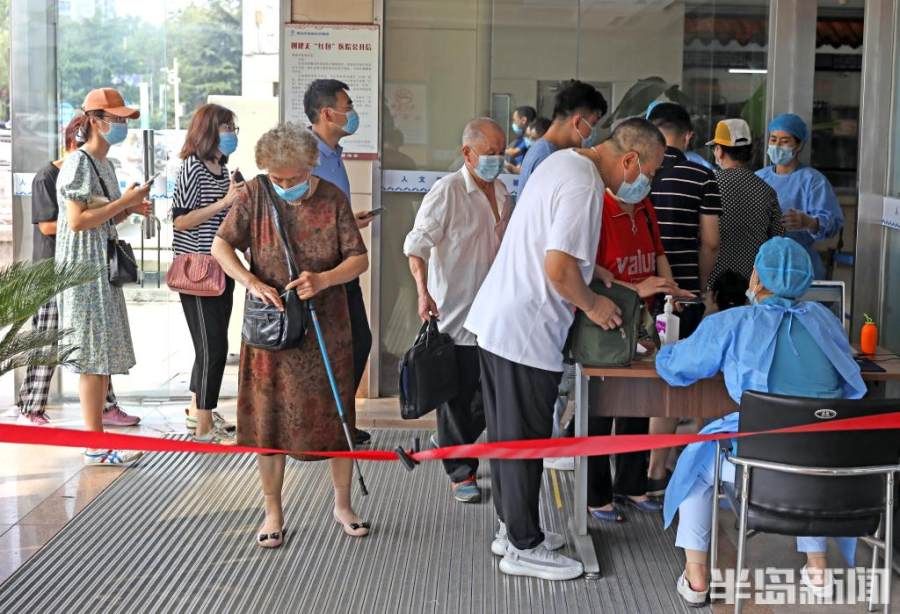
[382,170,521,199]
[281,23,379,159]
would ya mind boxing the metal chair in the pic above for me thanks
[708,391,900,614]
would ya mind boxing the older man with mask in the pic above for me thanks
[403,118,511,504]
[464,118,666,581]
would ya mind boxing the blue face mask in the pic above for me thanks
[100,120,128,146]
[523,137,534,148]
[272,179,310,201]
[767,144,795,166]
[337,109,359,135]
[577,117,597,148]
[616,158,651,204]
[218,131,238,155]
[473,154,504,182]
[511,123,524,136]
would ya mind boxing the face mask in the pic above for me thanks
[523,137,534,148]
[577,117,596,148]
[616,158,652,204]
[100,120,127,145]
[218,131,238,155]
[767,144,795,166]
[473,154,504,182]
[511,123,523,136]
[334,109,359,135]
[272,179,310,201]
[745,288,758,305]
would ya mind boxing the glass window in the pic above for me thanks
[379,0,771,394]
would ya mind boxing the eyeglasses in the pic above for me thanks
[100,115,127,124]
[221,125,240,134]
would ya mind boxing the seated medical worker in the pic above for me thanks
[756,113,843,279]
[656,237,866,607]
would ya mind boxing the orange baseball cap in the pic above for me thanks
[82,88,140,119]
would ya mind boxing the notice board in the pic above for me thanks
[281,23,379,159]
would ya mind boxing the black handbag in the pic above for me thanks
[241,175,309,351]
[399,317,458,419]
[80,152,139,286]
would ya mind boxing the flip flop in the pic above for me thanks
[588,506,626,523]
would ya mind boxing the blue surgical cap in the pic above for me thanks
[754,237,814,298]
[645,100,662,119]
[768,113,808,142]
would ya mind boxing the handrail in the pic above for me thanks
[726,455,900,477]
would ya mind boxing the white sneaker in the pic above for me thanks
[800,565,834,600]
[543,456,576,471]
[499,542,583,581]
[676,572,709,607]
[83,448,143,467]
[491,521,565,556]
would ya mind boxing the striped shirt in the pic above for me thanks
[171,155,230,255]
[649,147,722,293]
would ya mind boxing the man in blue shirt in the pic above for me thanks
[304,79,377,446]
[517,80,607,194]
[505,105,536,169]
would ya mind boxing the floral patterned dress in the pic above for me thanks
[55,150,136,375]
[216,176,367,459]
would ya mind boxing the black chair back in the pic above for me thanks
[737,391,900,523]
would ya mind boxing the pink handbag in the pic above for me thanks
[166,253,226,297]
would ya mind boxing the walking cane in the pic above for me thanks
[308,302,369,496]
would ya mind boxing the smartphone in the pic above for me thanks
[142,172,161,187]
[364,208,384,218]
[232,169,245,183]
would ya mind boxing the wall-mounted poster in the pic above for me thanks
[281,23,379,159]
[385,82,427,146]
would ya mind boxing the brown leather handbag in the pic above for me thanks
[166,253,226,297]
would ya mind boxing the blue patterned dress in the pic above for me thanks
[55,150,136,375]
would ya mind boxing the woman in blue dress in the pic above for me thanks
[655,237,865,606]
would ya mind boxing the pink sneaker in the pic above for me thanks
[17,412,50,426]
[102,404,141,427]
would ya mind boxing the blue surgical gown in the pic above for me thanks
[658,296,865,520]
[756,165,843,279]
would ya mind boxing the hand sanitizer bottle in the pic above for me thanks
[656,295,680,346]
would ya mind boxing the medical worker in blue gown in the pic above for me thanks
[756,113,843,280]
[656,237,865,607]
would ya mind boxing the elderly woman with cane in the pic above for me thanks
[212,122,369,548]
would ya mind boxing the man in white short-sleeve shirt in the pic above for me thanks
[403,118,511,504]
[464,118,668,581]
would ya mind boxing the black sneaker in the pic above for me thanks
[646,471,672,497]
[353,427,372,446]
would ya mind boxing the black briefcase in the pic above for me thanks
[399,317,458,419]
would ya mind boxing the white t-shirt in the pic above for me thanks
[464,149,604,372]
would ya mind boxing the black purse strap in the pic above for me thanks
[80,150,112,200]
[257,175,301,282]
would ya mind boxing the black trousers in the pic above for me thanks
[479,347,561,550]
[587,377,649,507]
[346,279,372,390]
[437,345,485,483]
[180,278,234,410]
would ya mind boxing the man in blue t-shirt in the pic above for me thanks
[505,105,536,169]
[517,80,608,195]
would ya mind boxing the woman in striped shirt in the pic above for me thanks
[171,103,241,442]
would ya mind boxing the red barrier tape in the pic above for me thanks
[3,410,900,462]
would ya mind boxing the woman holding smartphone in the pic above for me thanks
[56,88,151,466]
[170,103,242,442]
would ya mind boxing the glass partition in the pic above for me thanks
[378,0,771,394]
